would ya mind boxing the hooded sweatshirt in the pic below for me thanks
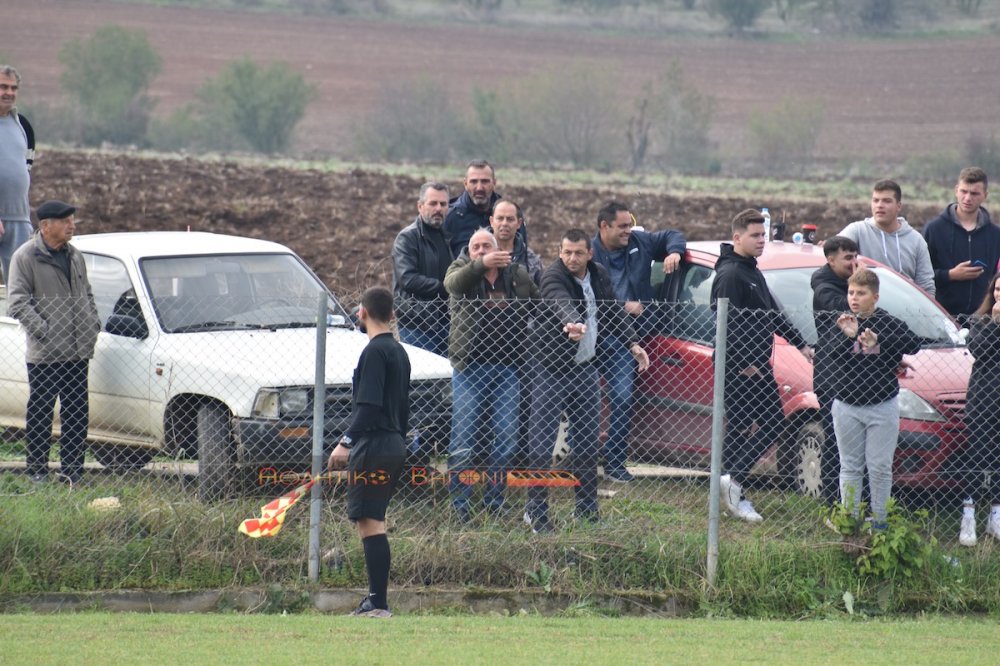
[922,204,1000,317]
[710,243,807,375]
[810,264,850,398]
[839,217,935,296]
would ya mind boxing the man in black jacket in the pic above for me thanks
[923,167,997,322]
[443,159,529,260]
[391,182,453,357]
[710,209,813,523]
[811,236,861,502]
[522,229,649,534]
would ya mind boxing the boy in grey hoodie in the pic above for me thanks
[839,179,935,297]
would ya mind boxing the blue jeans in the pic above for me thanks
[598,337,636,472]
[525,361,601,522]
[398,326,448,358]
[448,362,520,511]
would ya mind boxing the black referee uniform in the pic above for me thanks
[343,332,411,522]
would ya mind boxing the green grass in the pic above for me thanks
[1,613,999,664]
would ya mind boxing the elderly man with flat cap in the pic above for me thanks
[8,200,100,485]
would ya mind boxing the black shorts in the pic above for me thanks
[345,432,406,522]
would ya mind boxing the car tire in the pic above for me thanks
[197,403,235,502]
[787,420,825,499]
[92,445,154,471]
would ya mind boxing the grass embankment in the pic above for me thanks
[2,614,1000,665]
[3,469,997,618]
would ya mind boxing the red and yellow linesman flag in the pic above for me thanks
[239,479,315,538]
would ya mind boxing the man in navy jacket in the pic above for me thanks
[590,201,686,480]
[924,167,997,321]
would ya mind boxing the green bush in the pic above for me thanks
[58,25,162,146]
[194,59,315,154]
[706,0,772,31]
[747,96,825,172]
[965,133,1000,179]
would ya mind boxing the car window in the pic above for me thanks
[140,253,349,332]
[83,253,139,328]
[765,267,960,347]
[673,263,716,345]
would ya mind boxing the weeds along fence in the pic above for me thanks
[0,282,993,600]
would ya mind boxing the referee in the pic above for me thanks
[327,286,410,618]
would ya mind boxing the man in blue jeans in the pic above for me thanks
[591,201,686,481]
[444,228,538,521]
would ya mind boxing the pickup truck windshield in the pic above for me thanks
[140,253,350,332]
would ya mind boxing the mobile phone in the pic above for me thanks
[972,259,988,269]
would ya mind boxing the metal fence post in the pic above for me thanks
[707,297,728,589]
[308,292,328,583]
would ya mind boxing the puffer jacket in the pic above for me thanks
[7,232,100,364]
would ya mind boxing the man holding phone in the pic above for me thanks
[924,167,998,321]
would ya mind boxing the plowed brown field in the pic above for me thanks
[30,150,942,296]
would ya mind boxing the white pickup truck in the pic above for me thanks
[0,232,453,499]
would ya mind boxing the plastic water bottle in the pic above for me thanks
[761,208,771,243]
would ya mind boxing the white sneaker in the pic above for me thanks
[719,474,740,516]
[735,499,763,523]
[987,512,1000,540]
[959,512,977,547]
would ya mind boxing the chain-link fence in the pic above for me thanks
[0,263,990,579]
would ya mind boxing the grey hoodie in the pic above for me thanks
[839,216,935,296]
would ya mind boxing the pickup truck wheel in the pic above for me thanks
[197,404,235,501]
[92,445,154,471]
[790,420,825,499]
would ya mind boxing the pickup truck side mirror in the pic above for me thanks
[105,314,149,340]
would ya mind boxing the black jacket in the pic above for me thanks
[923,204,1000,317]
[532,259,639,371]
[811,264,850,398]
[829,308,921,406]
[710,243,806,374]
[965,316,1000,445]
[391,217,452,331]
[443,190,503,258]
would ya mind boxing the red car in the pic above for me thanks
[631,240,971,497]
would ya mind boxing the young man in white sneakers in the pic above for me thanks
[327,287,410,618]
[711,209,814,523]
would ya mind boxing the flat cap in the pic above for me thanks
[36,200,76,221]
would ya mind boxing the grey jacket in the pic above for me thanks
[8,232,101,364]
[839,216,935,296]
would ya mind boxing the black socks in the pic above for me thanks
[362,533,391,610]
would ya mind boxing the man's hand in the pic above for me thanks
[739,365,762,378]
[481,250,513,270]
[662,252,681,274]
[798,345,815,362]
[624,300,644,316]
[836,313,858,338]
[327,442,350,471]
[630,343,650,372]
[949,260,984,282]
[563,322,586,341]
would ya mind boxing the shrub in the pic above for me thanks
[965,133,1000,179]
[58,25,162,146]
[352,76,461,163]
[747,96,825,172]
[195,59,315,154]
[706,0,771,32]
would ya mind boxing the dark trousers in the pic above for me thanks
[25,360,90,480]
[525,361,601,522]
[815,391,842,502]
[723,370,787,486]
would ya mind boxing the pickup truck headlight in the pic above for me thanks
[252,388,310,419]
[897,388,945,422]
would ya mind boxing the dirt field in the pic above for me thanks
[5,0,1000,161]
[29,150,943,297]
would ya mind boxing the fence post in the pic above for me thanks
[707,297,728,589]
[308,292,328,583]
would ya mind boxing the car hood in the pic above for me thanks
[152,327,452,385]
